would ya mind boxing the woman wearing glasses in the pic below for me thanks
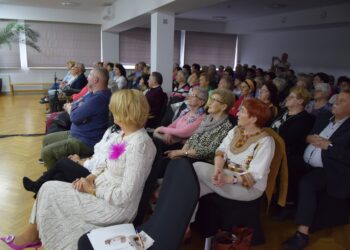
[153,86,208,145]
[164,89,235,163]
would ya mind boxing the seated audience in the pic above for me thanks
[233,74,244,98]
[171,70,190,100]
[41,67,111,169]
[329,76,350,104]
[145,72,168,129]
[62,62,88,93]
[283,90,350,249]
[139,73,150,95]
[109,63,127,92]
[312,72,329,87]
[164,89,235,163]
[199,72,211,90]
[218,75,234,91]
[154,87,207,145]
[258,82,279,120]
[305,82,332,116]
[105,62,115,84]
[187,63,201,86]
[271,86,315,218]
[229,79,256,117]
[23,123,119,196]
[296,73,312,90]
[1,89,156,250]
[189,99,275,229]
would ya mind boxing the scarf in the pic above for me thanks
[195,114,228,134]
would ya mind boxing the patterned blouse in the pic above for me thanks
[185,119,232,163]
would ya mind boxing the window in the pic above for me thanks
[26,21,101,67]
[184,31,236,67]
[119,28,181,65]
[0,20,21,68]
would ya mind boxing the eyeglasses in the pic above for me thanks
[209,96,224,104]
[188,92,204,100]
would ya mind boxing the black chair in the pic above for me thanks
[78,158,199,250]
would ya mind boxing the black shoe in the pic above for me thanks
[283,231,309,250]
[39,98,49,104]
[38,158,44,164]
[23,177,38,193]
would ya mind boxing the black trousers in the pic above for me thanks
[34,157,90,194]
[295,168,327,226]
[77,233,93,250]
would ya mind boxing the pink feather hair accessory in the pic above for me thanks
[109,142,127,160]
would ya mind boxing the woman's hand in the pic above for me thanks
[68,154,80,162]
[72,177,95,194]
[164,149,183,159]
[164,134,174,145]
[212,170,233,187]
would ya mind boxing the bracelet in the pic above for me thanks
[185,151,188,156]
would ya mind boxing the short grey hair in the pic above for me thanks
[75,62,85,72]
[315,82,331,97]
[192,86,208,103]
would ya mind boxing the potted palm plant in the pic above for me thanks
[0,21,40,93]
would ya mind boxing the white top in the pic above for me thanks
[303,117,348,168]
[109,75,127,92]
[217,127,275,192]
[91,128,156,206]
[83,126,119,172]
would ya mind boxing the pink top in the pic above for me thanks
[158,108,206,139]
[72,86,89,102]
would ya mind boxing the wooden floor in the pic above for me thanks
[0,94,349,250]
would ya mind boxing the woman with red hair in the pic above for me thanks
[190,99,275,222]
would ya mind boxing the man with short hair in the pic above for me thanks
[41,67,111,169]
[283,90,350,249]
[145,71,168,128]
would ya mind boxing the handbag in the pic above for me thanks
[212,227,253,250]
[212,230,236,250]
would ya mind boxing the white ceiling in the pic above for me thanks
[177,0,350,22]
[0,0,116,11]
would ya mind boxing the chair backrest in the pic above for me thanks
[139,158,199,250]
[133,145,163,226]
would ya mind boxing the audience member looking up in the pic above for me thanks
[145,71,168,129]
[40,67,111,169]
[1,89,156,250]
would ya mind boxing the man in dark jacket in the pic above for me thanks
[283,90,350,249]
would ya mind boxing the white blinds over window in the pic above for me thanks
[119,28,150,65]
[26,21,101,67]
[119,28,181,65]
[0,20,21,68]
[184,31,236,67]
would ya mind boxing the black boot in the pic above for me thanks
[22,177,39,193]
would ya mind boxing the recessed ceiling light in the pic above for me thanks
[61,1,80,7]
[268,3,288,9]
[212,16,227,21]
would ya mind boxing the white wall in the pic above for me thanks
[238,25,350,78]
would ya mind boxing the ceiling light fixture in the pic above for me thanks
[212,16,227,21]
[268,3,288,9]
[61,1,80,7]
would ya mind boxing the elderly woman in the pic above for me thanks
[171,70,190,100]
[165,89,235,163]
[1,90,156,250]
[190,99,275,224]
[305,82,332,116]
[229,79,256,117]
[154,86,207,145]
[271,86,315,218]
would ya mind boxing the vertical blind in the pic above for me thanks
[184,31,236,67]
[119,28,181,65]
[26,21,101,67]
[0,20,21,68]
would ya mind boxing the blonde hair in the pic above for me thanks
[211,89,236,113]
[66,60,75,69]
[109,89,150,127]
[290,86,311,106]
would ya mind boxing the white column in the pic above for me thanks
[150,11,175,93]
[101,31,119,63]
[18,20,28,70]
[180,30,186,67]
